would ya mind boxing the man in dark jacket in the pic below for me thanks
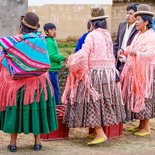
[114,3,139,79]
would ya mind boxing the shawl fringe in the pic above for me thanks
[0,66,53,111]
[121,29,155,113]
[62,67,118,105]
[62,28,117,105]
[121,58,155,113]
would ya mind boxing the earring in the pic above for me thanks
[143,25,147,32]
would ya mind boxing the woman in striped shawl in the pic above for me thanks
[0,12,58,152]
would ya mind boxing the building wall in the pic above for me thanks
[28,2,155,40]
[0,1,155,40]
[28,4,112,40]
[0,0,28,37]
[29,0,112,5]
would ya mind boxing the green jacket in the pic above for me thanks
[46,37,65,71]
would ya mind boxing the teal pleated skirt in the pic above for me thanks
[0,81,58,135]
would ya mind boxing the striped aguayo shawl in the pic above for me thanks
[0,33,50,79]
[0,33,52,111]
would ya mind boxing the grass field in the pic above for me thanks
[58,41,76,57]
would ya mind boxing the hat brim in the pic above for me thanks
[134,11,154,17]
[21,19,40,30]
[90,16,108,21]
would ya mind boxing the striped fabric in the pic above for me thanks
[0,33,50,79]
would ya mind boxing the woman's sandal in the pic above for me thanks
[34,144,42,151]
[134,131,150,137]
[87,137,107,145]
[125,127,140,132]
[7,145,17,152]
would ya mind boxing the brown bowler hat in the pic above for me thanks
[134,4,154,17]
[21,12,40,29]
[90,8,108,21]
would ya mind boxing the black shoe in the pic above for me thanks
[34,144,42,151]
[7,145,17,152]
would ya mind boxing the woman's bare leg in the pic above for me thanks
[10,134,18,145]
[34,134,41,144]
[94,127,106,139]
[139,119,150,132]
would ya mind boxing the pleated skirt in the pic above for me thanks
[63,70,126,128]
[0,81,58,135]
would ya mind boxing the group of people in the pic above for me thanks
[63,3,155,145]
[0,2,155,152]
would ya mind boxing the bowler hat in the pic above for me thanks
[21,12,40,30]
[134,4,154,17]
[90,8,108,21]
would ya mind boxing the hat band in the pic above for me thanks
[21,19,38,29]
[90,16,108,21]
[134,11,154,17]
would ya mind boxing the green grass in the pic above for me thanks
[59,47,74,57]
[57,41,76,48]
[58,41,76,57]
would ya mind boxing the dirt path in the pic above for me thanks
[1,120,155,155]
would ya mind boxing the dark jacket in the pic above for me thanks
[113,22,138,74]
[74,32,90,53]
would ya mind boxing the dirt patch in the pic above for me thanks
[1,120,155,155]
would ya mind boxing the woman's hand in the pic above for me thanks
[118,55,127,63]
[117,49,124,58]
[130,48,137,56]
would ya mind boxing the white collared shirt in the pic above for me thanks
[121,23,135,50]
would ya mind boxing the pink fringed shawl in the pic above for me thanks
[0,66,53,111]
[121,29,155,113]
[62,28,117,104]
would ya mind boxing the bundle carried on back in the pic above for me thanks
[0,32,50,79]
